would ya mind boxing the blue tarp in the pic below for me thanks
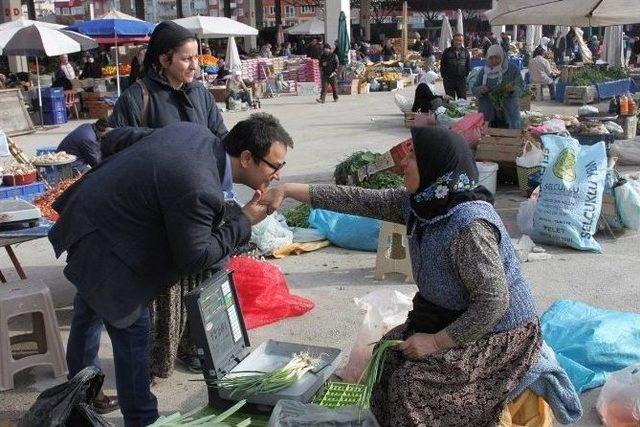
[595,78,637,100]
[541,300,640,393]
[309,209,380,252]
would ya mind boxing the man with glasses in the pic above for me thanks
[49,113,292,425]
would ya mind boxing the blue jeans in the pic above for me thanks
[67,294,159,426]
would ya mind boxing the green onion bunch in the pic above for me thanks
[357,339,403,408]
[149,399,251,426]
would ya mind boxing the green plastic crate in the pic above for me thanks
[313,381,367,408]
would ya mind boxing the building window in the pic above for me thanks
[264,6,275,15]
[301,6,315,14]
[285,5,295,17]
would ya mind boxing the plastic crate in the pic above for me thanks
[41,86,64,98]
[0,181,46,202]
[43,109,68,125]
[36,146,58,156]
[314,381,366,408]
[41,96,66,112]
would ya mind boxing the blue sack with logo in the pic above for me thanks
[309,209,380,252]
[531,134,607,252]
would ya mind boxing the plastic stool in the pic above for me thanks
[374,221,414,283]
[0,280,67,390]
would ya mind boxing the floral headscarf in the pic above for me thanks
[409,126,494,222]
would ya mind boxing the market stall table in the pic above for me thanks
[0,220,52,282]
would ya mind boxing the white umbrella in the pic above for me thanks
[604,25,624,67]
[173,16,258,38]
[456,10,464,36]
[0,24,98,126]
[284,18,325,35]
[439,17,453,51]
[226,36,242,75]
[486,0,640,26]
[0,18,65,50]
[100,9,145,21]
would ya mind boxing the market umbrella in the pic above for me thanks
[0,24,98,126]
[226,36,242,75]
[604,25,624,67]
[0,18,65,50]
[284,18,324,35]
[439,17,453,51]
[486,0,640,26]
[69,10,155,96]
[456,9,464,36]
[337,11,350,65]
[173,16,258,38]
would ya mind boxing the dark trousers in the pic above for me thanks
[67,294,159,427]
[443,77,467,100]
[320,75,338,101]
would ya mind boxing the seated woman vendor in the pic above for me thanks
[263,127,581,426]
[472,44,524,129]
[226,70,253,109]
[411,70,444,113]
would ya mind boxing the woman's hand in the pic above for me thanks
[397,333,439,359]
[479,85,490,94]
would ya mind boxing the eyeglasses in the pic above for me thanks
[258,157,286,173]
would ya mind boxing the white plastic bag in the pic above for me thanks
[610,138,640,165]
[336,289,413,382]
[516,140,544,168]
[394,93,413,113]
[596,364,640,427]
[578,105,599,116]
[615,180,640,231]
[251,213,294,254]
[517,198,538,235]
[604,121,624,135]
[542,118,567,134]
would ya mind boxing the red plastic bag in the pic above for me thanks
[227,256,314,330]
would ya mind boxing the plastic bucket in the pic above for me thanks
[476,161,498,195]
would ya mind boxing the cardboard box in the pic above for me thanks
[358,82,370,94]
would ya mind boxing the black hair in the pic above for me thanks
[93,118,110,133]
[143,21,198,73]
[533,46,545,57]
[223,113,293,161]
[323,43,332,49]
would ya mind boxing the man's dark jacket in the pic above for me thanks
[440,47,470,80]
[319,52,339,77]
[49,122,251,328]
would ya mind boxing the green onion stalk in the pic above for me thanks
[207,353,315,398]
[356,339,403,409]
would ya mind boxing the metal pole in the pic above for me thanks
[402,1,408,60]
[36,56,43,127]
[115,35,121,97]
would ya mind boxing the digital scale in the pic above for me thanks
[185,271,342,411]
[0,199,42,229]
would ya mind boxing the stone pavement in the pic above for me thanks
[1,86,638,426]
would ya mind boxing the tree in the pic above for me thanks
[176,0,184,18]
[134,0,145,20]
[350,0,401,24]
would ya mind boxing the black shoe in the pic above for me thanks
[316,98,325,104]
[179,355,202,373]
[333,97,339,102]
[93,390,119,414]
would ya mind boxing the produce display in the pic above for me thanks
[101,65,117,77]
[34,178,79,221]
[569,66,628,86]
[32,151,75,165]
[150,399,252,426]
[199,54,219,67]
[118,64,131,75]
[489,82,516,111]
[207,353,317,397]
[284,203,311,228]
[3,163,36,176]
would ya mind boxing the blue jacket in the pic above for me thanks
[49,123,250,328]
[56,123,101,169]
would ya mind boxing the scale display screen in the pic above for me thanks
[198,277,244,370]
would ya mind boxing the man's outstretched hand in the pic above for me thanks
[241,190,268,225]
[261,186,287,215]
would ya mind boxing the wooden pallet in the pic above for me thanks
[564,85,597,105]
[476,128,533,164]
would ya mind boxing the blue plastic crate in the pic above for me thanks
[41,96,66,112]
[43,109,67,125]
[0,182,46,201]
[41,86,64,98]
[36,146,58,156]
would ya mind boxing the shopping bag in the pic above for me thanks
[614,180,640,230]
[596,365,640,427]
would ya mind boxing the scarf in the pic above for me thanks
[143,21,197,75]
[408,126,494,223]
[482,44,509,85]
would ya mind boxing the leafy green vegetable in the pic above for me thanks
[334,151,383,185]
[568,66,628,86]
[360,172,404,189]
[284,203,311,228]
[489,82,513,111]
[357,339,403,408]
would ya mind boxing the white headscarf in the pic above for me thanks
[483,44,509,85]
[418,70,439,90]
[540,36,550,51]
